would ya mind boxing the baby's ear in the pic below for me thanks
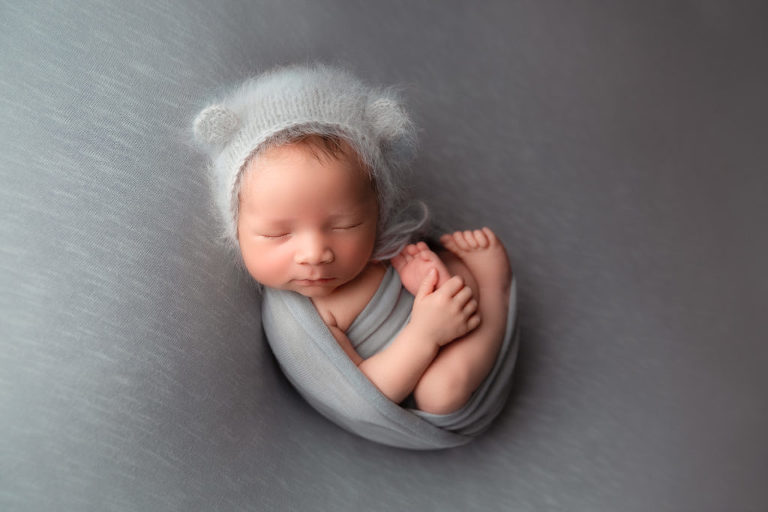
[193,104,240,146]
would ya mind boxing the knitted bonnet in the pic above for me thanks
[193,63,418,257]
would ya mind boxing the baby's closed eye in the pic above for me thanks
[259,232,290,239]
[332,222,363,231]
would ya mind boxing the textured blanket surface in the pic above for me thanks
[261,266,519,449]
[5,1,767,509]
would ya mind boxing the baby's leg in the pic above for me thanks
[391,241,452,295]
[412,228,512,415]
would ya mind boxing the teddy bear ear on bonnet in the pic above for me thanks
[193,104,240,147]
[367,95,417,165]
[192,64,416,163]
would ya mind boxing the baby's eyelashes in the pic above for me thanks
[256,222,364,239]
[332,222,363,231]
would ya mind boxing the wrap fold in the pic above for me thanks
[261,266,519,450]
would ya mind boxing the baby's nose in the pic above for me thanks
[294,232,334,265]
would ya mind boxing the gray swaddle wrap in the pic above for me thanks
[261,266,520,450]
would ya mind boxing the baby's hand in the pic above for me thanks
[410,269,481,347]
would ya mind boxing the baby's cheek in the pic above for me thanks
[341,237,376,266]
[242,243,289,284]
[263,248,293,275]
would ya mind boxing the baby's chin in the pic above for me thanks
[294,288,335,298]
[254,276,342,297]
[285,280,341,298]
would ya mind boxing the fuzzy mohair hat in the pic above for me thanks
[193,63,419,258]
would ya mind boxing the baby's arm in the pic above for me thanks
[351,270,479,404]
[328,321,437,403]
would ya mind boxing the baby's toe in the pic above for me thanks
[473,229,489,248]
[463,230,479,249]
[481,227,498,246]
[452,231,470,251]
[420,250,438,263]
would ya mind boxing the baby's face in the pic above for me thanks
[237,141,379,298]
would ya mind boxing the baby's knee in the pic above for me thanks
[413,364,472,415]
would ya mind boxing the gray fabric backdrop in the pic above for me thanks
[1,1,766,510]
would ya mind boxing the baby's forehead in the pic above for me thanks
[247,138,372,184]
[239,139,376,205]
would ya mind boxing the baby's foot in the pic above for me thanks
[391,241,452,296]
[440,228,512,292]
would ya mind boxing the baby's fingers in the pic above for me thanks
[437,275,465,296]
[463,298,478,316]
[467,314,481,331]
[453,286,474,307]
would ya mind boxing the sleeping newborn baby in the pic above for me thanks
[237,133,511,414]
[194,64,518,444]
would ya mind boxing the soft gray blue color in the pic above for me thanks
[1,0,767,511]
[262,266,519,449]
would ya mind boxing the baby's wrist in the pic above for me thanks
[404,321,444,352]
